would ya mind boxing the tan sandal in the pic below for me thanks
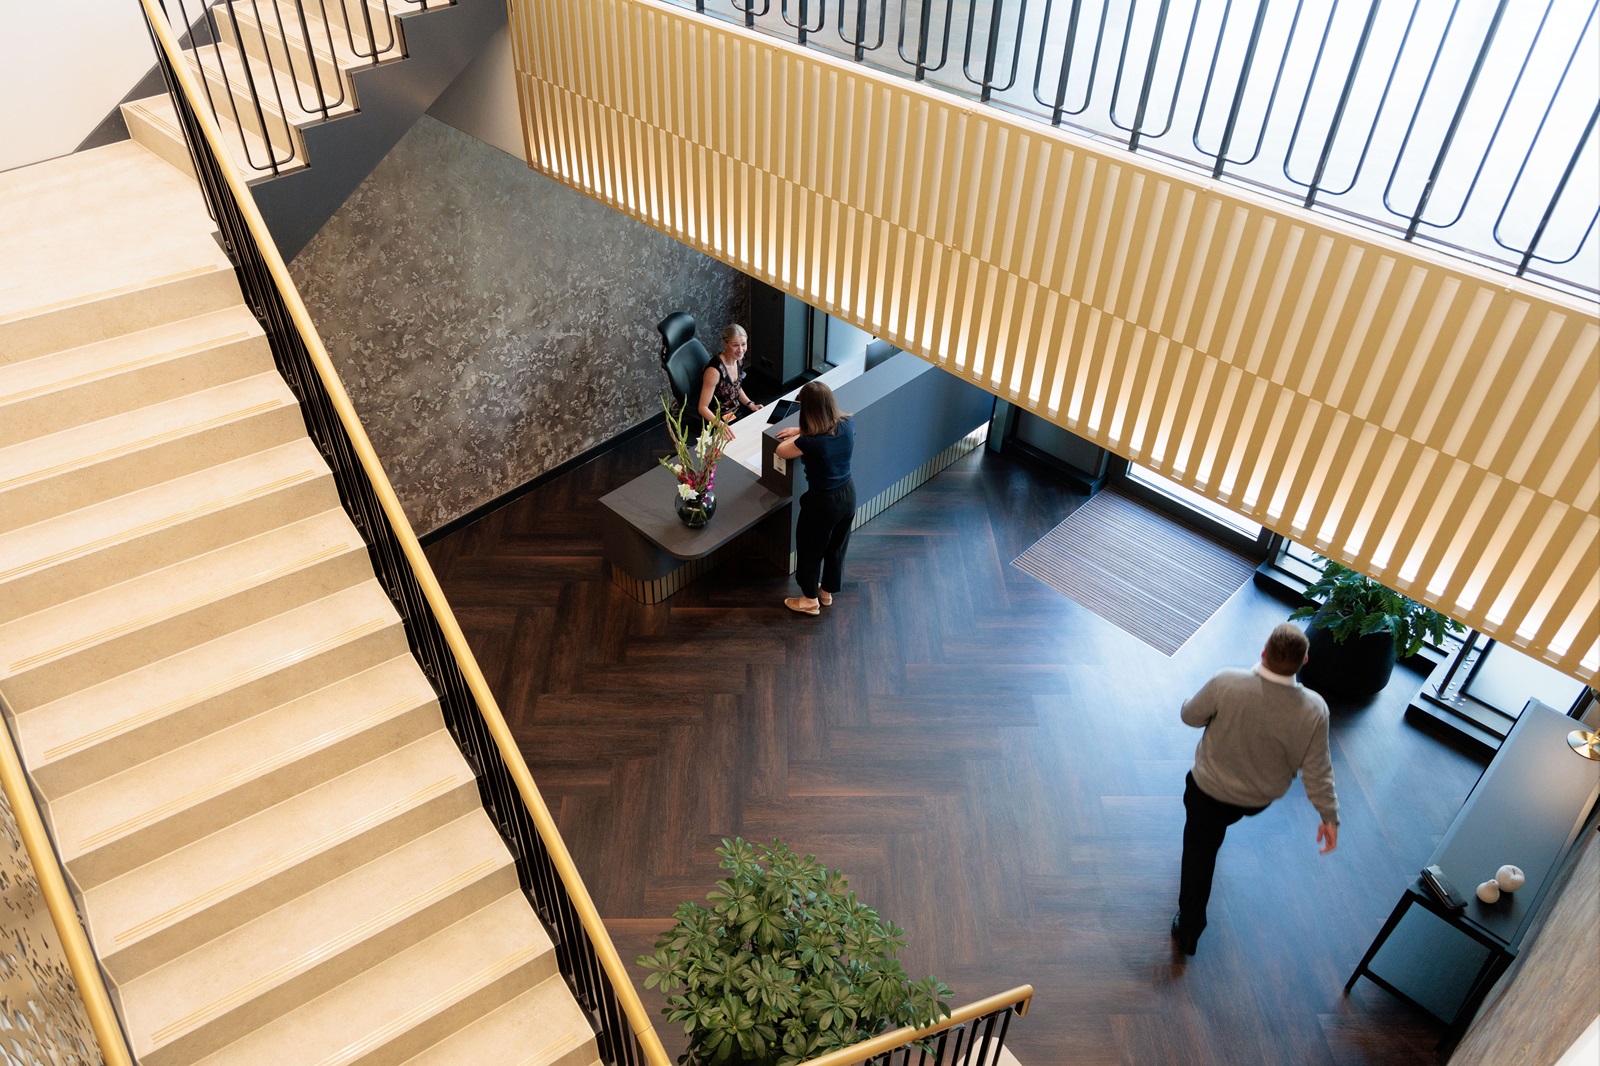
[784,597,821,616]
[818,591,833,606]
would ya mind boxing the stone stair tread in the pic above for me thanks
[0,508,363,679]
[82,729,477,951]
[0,142,232,327]
[50,651,435,869]
[0,305,267,445]
[121,811,514,1059]
[186,37,359,130]
[14,580,403,784]
[314,0,410,43]
[124,94,309,185]
[233,0,406,75]
[0,372,298,496]
[398,974,599,1066]
[188,891,554,1066]
[0,438,329,605]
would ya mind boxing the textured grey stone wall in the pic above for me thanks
[289,116,748,534]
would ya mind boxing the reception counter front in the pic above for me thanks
[599,351,993,603]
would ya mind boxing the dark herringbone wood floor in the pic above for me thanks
[424,428,1488,1065]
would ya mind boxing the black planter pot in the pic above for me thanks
[1299,621,1398,699]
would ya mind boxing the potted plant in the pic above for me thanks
[1289,558,1464,698]
[637,838,953,1065]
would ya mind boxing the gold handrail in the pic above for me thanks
[136,3,670,1061]
[0,705,134,1066]
[797,986,1034,1066]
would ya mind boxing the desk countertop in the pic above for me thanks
[598,460,788,560]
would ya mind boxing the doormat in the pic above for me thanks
[1012,490,1255,656]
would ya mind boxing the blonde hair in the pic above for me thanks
[798,380,846,437]
[722,324,747,349]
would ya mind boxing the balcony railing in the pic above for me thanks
[667,0,1600,298]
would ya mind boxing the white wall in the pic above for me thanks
[426,23,523,160]
[0,0,154,172]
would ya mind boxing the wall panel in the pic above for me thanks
[508,0,1600,681]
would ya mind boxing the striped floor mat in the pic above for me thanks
[1012,490,1256,656]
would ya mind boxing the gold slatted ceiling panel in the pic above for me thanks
[508,0,1600,682]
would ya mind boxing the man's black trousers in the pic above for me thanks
[1178,771,1267,943]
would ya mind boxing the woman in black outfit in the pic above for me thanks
[774,380,855,615]
[696,324,762,439]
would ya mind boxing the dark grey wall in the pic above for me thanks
[289,115,748,534]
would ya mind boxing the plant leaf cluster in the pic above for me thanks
[637,838,953,1066]
[1289,558,1463,658]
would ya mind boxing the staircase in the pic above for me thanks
[124,0,503,258]
[0,140,598,1065]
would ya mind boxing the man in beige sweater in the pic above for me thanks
[1173,623,1340,956]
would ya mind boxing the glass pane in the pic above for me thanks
[1128,465,1262,537]
[1285,539,1322,566]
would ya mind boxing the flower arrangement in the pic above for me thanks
[661,396,730,527]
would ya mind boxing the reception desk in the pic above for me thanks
[599,351,993,602]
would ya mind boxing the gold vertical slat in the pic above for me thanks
[510,0,1600,680]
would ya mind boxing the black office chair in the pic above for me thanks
[658,311,712,415]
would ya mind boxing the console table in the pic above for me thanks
[1345,698,1599,1051]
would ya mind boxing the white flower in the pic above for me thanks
[677,483,698,500]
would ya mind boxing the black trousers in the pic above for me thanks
[1178,771,1267,941]
[794,480,856,598]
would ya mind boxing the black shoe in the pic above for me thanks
[1171,912,1198,956]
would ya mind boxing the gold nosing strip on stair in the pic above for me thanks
[0,332,257,407]
[0,399,284,492]
[0,267,222,325]
[149,859,500,1044]
[75,693,423,852]
[0,469,320,585]
[313,946,545,1066]
[12,543,350,672]
[42,617,389,762]
[521,1033,580,1066]
[115,776,463,945]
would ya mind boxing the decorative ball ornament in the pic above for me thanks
[1476,880,1501,904]
[1495,865,1526,892]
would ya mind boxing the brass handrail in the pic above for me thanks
[137,3,670,1061]
[0,703,134,1066]
[798,986,1034,1066]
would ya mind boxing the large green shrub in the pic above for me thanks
[637,838,952,1065]
[1289,558,1463,658]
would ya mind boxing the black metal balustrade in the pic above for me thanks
[157,0,441,174]
[679,0,1600,298]
[142,4,662,1062]
[861,1004,1023,1065]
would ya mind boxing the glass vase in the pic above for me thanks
[675,489,716,529]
